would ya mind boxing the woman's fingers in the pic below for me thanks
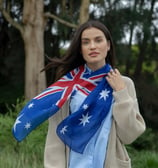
[106,68,126,91]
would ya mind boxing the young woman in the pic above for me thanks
[43,20,146,168]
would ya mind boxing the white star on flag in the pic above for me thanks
[25,122,31,129]
[13,114,23,132]
[60,125,68,134]
[28,103,34,108]
[99,89,110,101]
[79,113,92,126]
[83,104,88,110]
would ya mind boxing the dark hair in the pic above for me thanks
[44,20,115,81]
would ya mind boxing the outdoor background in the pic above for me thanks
[0,0,158,168]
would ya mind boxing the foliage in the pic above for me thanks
[131,128,158,151]
[0,99,48,168]
[128,148,158,168]
[0,121,47,168]
[136,79,158,129]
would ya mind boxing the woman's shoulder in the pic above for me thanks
[121,75,137,98]
[121,75,135,86]
[122,75,133,82]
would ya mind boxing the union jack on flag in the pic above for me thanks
[34,65,106,108]
[12,64,113,153]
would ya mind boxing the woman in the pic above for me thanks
[43,20,146,168]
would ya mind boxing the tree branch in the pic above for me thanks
[79,0,90,24]
[44,12,78,29]
[0,0,24,34]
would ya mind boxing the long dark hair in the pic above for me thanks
[44,20,115,81]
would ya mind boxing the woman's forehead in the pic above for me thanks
[81,27,105,39]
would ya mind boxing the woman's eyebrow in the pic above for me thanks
[81,36,104,40]
[95,36,104,39]
[81,37,92,40]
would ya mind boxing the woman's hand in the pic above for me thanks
[106,68,126,91]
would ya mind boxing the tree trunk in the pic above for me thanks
[133,43,146,79]
[79,0,90,24]
[125,0,137,75]
[133,0,156,79]
[22,0,46,99]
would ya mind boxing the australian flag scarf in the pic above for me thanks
[12,64,113,153]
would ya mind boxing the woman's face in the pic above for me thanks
[81,27,110,71]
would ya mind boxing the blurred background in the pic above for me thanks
[0,0,158,168]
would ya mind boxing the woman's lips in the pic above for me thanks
[89,52,99,57]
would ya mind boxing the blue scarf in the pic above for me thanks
[12,64,113,153]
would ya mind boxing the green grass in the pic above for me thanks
[0,149,44,168]
[0,99,48,168]
[135,151,158,168]
[127,146,158,168]
[0,119,48,168]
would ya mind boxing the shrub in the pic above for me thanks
[0,98,48,168]
[131,128,158,151]
[129,150,158,168]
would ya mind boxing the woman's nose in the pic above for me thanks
[89,41,96,49]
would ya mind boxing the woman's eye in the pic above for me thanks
[82,41,89,45]
[96,39,102,43]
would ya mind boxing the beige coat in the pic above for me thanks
[44,76,146,168]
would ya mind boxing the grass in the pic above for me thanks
[0,149,44,168]
[0,120,47,168]
[127,147,158,168]
[0,99,48,168]
[135,152,158,168]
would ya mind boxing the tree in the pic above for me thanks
[134,0,157,78]
[79,0,90,24]
[0,0,46,99]
[0,0,90,99]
